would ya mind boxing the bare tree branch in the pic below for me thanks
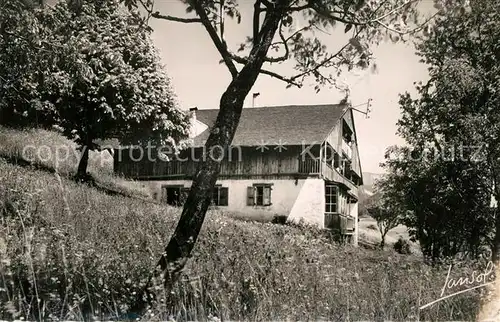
[137,0,153,23]
[219,0,225,45]
[189,0,238,78]
[288,4,310,12]
[268,23,311,52]
[370,0,417,23]
[260,68,302,87]
[264,20,289,63]
[286,0,416,83]
[259,0,275,8]
[150,11,202,23]
[228,51,301,87]
[307,0,419,28]
[376,11,440,36]
[228,52,247,64]
[253,0,261,46]
[288,35,355,83]
[316,9,366,26]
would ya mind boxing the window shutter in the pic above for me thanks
[160,186,168,204]
[220,187,229,206]
[263,186,271,206]
[211,187,219,206]
[247,186,255,206]
[181,187,190,204]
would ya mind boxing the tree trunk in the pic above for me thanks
[76,145,90,179]
[491,171,500,263]
[380,232,386,250]
[130,5,285,315]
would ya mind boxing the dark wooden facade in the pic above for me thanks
[114,144,360,198]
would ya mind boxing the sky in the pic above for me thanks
[147,0,433,174]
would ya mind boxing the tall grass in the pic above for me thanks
[0,127,487,320]
[0,158,485,320]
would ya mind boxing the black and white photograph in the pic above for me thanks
[0,0,499,320]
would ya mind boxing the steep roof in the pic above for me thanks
[192,104,347,147]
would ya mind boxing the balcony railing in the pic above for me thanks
[322,162,334,180]
[297,159,358,197]
[325,213,355,234]
[298,158,321,174]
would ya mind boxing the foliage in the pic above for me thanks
[0,0,190,177]
[382,146,494,261]
[47,1,189,147]
[394,237,412,255]
[362,177,403,249]
[366,203,401,249]
[380,0,500,261]
[0,0,58,127]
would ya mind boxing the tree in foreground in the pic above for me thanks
[53,0,190,178]
[380,0,499,262]
[1,0,190,178]
[119,0,442,313]
[0,0,58,127]
[381,149,493,262]
[366,180,403,249]
[367,204,400,249]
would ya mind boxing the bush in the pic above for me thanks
[271,214,288,224]
[394,237,412,255]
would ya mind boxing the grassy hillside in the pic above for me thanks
[0,126,152,199]
[0,127,485,320]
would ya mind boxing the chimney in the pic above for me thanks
[188,107,208,138]
[252,93,260,108]
[189,107,198,121]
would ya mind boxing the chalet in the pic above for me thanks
[114,104,363,245]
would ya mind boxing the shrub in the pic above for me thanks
[394,237,412,255]
[271,214,288,225]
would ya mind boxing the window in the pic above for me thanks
[212,185,228,206]
[247,184,272,206]
[161,185,189,206]
[343,160,351,176]
[339,192,347,215]
[325,184,338,213]
[334,152,340,169]
[342,120,353,143]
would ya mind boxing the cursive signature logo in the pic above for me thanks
[420,261,496,310]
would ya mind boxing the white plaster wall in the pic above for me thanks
[144,178,325,227]
[287,178,325,228]
[223,179,301,222]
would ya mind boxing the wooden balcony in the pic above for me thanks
[115,147,358,196]
[341,139,352,159]
[298,158,321,174]
[325,213,355,234]
[298,159,358,198]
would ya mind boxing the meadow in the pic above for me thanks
[0,126,487,320]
